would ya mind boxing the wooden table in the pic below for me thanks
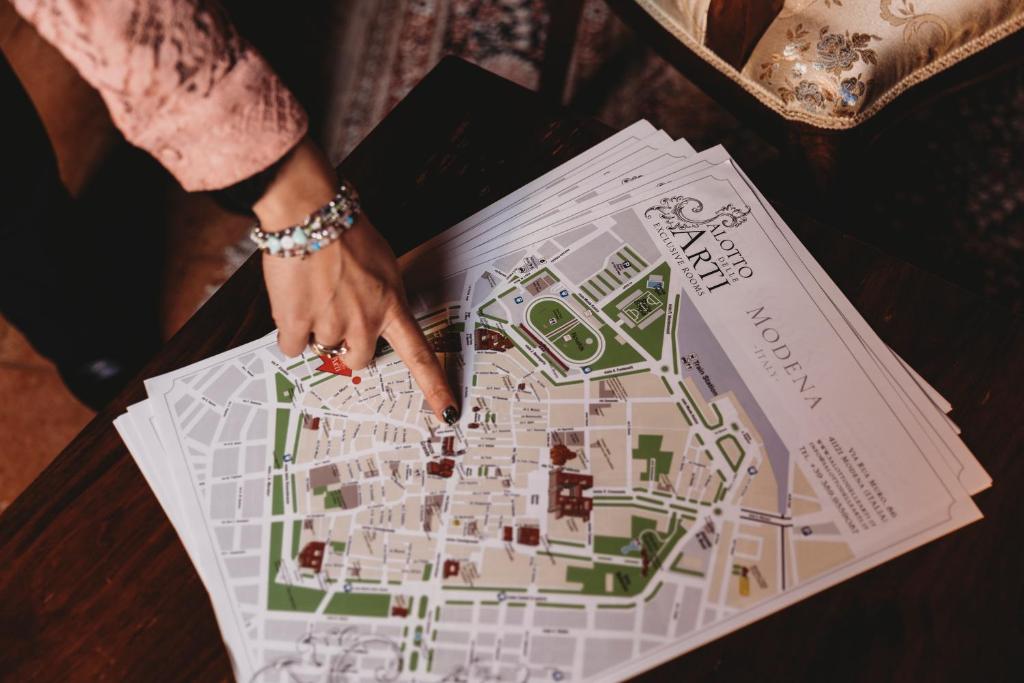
[1,57,1021,682]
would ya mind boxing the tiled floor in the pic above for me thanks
[159,186,254,338]
[0,323,92,512]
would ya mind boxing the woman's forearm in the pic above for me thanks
[11,0,307,191]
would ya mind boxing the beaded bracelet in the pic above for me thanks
[249,181,361,258]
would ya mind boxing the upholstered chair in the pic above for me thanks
[603,0,1024,187]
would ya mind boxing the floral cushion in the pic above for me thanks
[636,0,1024,129]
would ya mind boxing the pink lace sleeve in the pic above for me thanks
[12,0,308,191]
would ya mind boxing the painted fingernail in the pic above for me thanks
[442,406,459,425]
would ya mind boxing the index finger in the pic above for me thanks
[382,307,459,425]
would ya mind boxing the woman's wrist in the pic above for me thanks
[253,137,338,233]
[250,183,361,258]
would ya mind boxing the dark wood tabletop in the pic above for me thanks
[0,56,1021,683]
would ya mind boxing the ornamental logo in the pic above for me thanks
[643,195,754,294]
[643,196,750,233]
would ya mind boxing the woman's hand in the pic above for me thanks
[253,137,459,424]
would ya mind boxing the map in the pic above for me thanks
[121,141,983,683]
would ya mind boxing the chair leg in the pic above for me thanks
[785,127,863,198]
[539,0,586,103]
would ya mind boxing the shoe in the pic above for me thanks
[57,350,155,412]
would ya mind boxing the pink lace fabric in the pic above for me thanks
[12,0,308,191]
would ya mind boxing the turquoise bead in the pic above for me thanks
[310,242,320,252]
[267,236,282,254]
[292,229,308,246]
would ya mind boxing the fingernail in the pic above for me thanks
[442,406,459,425]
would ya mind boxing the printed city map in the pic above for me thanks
[129,154,981,683]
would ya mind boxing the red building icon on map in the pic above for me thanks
[548,471,594,521]
[298,542,326,573]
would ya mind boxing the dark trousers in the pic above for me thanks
[0,53,160,371]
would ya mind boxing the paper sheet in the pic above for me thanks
[116,126,987,682]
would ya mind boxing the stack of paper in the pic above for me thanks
[116,121,989,683]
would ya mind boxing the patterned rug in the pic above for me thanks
[319,0,1023,313]
[324,0,551,162]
